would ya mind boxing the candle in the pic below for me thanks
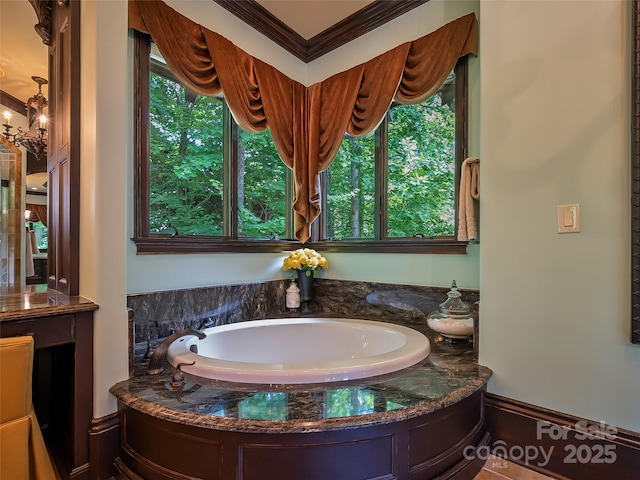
[39,115,47,129]
[3,110,11,126]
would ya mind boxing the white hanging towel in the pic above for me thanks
[30,230,39,255]
[457,157,480,241]
[25,228,35,277]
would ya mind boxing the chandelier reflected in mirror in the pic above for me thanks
[2,76,48,162]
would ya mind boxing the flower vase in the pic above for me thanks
[297,269,314,314]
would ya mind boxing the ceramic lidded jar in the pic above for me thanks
[285,277,301,311]
[427,280,474,340]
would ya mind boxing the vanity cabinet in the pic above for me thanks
[0,298,96,480]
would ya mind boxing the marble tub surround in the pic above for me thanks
[311,279,478,327]
[111,319,491,434]
[127,281,287,344]
[127,279,479,371]
[127,279,479,344]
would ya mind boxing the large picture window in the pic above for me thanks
[133,33,469,254]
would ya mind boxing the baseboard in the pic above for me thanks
[485,393,640,480]
[90,412,121,480]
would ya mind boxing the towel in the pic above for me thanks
[29,230,39,255]
[25,228,35,278]
[457,157,480,241]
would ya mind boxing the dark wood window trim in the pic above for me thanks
[134,31,151,238]
[132,32,470,255]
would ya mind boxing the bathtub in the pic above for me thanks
[167,317,430,384]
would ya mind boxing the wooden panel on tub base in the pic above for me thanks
[114,389,488,480]
[485,393,640,480]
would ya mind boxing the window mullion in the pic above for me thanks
[285,167,296,240]
[134,32,151,238]
[375,115,389,240]
[223,102,238,238]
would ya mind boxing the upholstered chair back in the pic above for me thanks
[0,335,57,479]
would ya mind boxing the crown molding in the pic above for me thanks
[212,0,430,63]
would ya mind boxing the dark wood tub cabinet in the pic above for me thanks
[113,387,489,480]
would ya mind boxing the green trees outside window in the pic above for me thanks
[326,90,456,240]
[148,70,288,239]
[148,73,225,236]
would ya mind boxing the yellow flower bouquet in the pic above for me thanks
[282,248,328,277]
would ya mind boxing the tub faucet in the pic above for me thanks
[146,329,206,375]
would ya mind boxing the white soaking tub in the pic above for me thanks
[167,317,430,384]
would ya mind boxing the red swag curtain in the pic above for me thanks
[129,0,478,242]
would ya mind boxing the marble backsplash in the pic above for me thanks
[127,279,479,364]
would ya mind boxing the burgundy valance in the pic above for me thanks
[129,0,478,242]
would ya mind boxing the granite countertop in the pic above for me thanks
[0,285,98,321]
[110,320,492,434]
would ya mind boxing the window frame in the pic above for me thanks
[132,32,470,254]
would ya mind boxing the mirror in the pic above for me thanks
[0,137,22,286]
[0,0,49,287]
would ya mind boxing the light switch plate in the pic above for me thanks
[557,204,581,233]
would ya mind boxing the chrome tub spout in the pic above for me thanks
[146,329,206,375]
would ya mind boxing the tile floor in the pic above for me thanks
[475,455,556,480]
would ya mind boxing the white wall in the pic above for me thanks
[80,0,129,418]
[479,0,640,432]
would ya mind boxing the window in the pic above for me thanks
[313,60,469,253]
[237,127,288,238]
[31,221,48,251]
[147,67,287,240]
[322,86,458,241]
[148,66,225,237]
[133,33,469,254]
